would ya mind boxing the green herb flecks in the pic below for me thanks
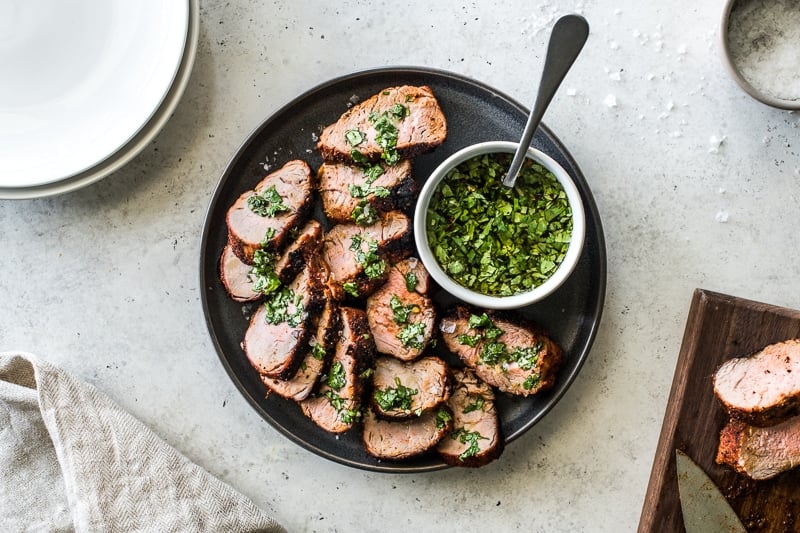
[325,361,347,390]
[342,282,360,298]
[247,185,290,217]
[323,390,361,424]
[523,374,541,391]
[310,342,326,361]
[397,322,426,349]
[462,397,485,414]
[404,271,418,292]
[351,201,379,226]
[249,230,281,295]
[349,234,386,280]
[450,427,488,461]
[345,129,366,146]
[262,288,304,327]
[368,104,409,166]
[425,152,572,296]
[389,295,419,324]
[458,313,543,376]
[436,408,453,429]
[374,377,418,412]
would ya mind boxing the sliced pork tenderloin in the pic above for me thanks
[439,305,562,397]
[438,368,504,467]
[362,405,453,461]
[371,356,451,419]
[713,339,800,427]
[300,307,375,433]
[219,219,323,303]
[366,257,435,361]
[262,297,340,402]
[321,210,412,301]
[241,256,326,380]
[226,159,314,263]
[318,159,418,225]
[317,85,447,164]
[716,416,800,480]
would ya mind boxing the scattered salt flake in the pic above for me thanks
[310,132,319,142]
[677,44,687,55]
[439,320,456,334]
[609,71,621,81]
[709,134,726,153]
[604,94,618,107]
[718,187,726,194]
[614,8,622,15]
[670,131,683,138]
[646,73,655,80]
[715,211,730,223]
[633,29,641,38]
[658,112,670,120]
[609,40,620,50]
[666,100,675,111]
[654,40,664,52]
[566,87,577,96]
[637,114,645,120]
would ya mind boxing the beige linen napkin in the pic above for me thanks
[0,352,285,533]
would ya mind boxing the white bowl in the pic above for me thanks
[414,141,586,310]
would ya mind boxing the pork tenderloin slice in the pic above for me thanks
[321,210,412,301]
[300,307,375,433]
[317,85,447,164]
[366,257,435,361]
[262,298,340,402]
[242,257,326,380]
[318,159,418,224]
[437,368,504,467]
[439,305,562,397]
[362,406,453,461]
[219,243,260,303]
[371,356,451,419]
[226,160,314,263]
[716,416,800,480]
[273,219,324,285]
[713,339,800,427]
[219,219,323,303]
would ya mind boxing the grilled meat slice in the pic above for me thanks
[262,298,340,402]
[318,159,418,224]
[438,368,503,467]
[300,307,375,433]
[241,257,326,380]
[713,339,800,427]
[226,160,314,263]
[717,416,800,480]
[273,219,324,285]
[321,211,412,301]
[362,405,452,461]
[219,219,323,303]
[439,305,562,397]
[317,85,447,163]
[219,243,260,303]
[371,356,451,419]
[366,257,435,361]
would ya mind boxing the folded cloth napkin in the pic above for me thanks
[0,352,285,532]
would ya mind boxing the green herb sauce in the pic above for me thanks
[247,185,290,217]
[426,153,572,296]
[373,377,418,411]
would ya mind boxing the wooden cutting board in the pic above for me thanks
[638,289,800,533]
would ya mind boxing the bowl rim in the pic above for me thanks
[414,140,586,310]
[719,0,800,111]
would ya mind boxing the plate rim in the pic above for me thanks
[200,65,607,472]
[0,0,198,199]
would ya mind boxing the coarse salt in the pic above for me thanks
[727,0,800,101]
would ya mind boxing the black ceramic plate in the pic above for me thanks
[200,66,606,472]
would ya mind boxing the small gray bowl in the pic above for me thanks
[720,0,800,110]
[414,141,586,310]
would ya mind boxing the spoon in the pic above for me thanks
[503,14,590,188]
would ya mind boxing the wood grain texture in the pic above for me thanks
[638,289,800,533]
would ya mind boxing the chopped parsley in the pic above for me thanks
[325,361,346,390]
[323,390,361,424]
[435,408,453,430]
[351,201,379,226]
[425,152,572,296]
[345,129,366,146]
[523,374,541,391]
[342,282,360,298]
[262,288,304,327]
[310,342,326,361]
[397,322,426,349]
[250,230,280,295]
[389,295,418,324]
[462,397,485,414]
[404,271,418,292]
[247,185,290,217]
[450,428,488,461]
[373,377,418,412]
[349,234,386,279]
[457,313,542,374]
